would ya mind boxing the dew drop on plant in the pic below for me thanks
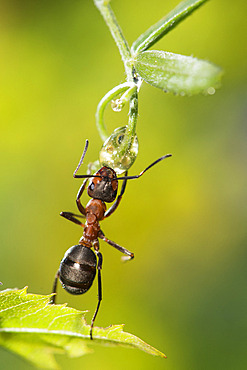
[207,87,216,95]
[111,99,124,112]
[99,126,139,174]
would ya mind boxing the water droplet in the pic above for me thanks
[207,87,216,95]
[99,126,139,174]
[111,99,124,112]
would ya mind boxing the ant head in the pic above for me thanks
[87,166,118,203]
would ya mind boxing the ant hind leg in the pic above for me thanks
[90,251,103,340]
[50,270,59,304]
[99,230,134,261]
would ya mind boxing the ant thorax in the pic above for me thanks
[85,198,106,222]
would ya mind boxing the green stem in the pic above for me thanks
[94,0,133,81]
[120,84,137,105]
[96,82,135,142]
[122,89,138,155]
[94,0,140,163]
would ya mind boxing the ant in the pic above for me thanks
[51,140,171,339]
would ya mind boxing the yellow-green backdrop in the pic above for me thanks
[1,0,246,369]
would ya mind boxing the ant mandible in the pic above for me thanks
[51,140,171,339]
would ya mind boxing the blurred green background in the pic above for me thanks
[1,0,246,369]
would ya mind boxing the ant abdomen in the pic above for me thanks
[59,245,97,295]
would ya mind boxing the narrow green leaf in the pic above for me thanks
[131,0,208,55]
[0,288,166,368]
[134,50,223,96]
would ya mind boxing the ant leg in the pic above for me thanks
[76,178,88,215]
[76,163,92,215]
[104,171,128,219]
[60,211,85,227]
[90,251,103,340]
[50,270,59,304]
[99,230,134,261]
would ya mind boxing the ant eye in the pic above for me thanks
[89,183,95,191]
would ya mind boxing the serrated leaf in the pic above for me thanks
[0,288,166,368]
[134,50,223,96]
[131,0,208,55]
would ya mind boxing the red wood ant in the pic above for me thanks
[51,140,171,339]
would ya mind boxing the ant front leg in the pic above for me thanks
[104,171,128,219]
[90,251,103,340]
[99,230,134,261]
[50,270,59,304]
[75,163,92,215]
[76,178,88,215]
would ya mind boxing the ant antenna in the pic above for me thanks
[73,140,89,177]
[73,140,102,180]
[116,154,172,180]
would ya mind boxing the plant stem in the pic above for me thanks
[96,82,135,142]
[94,0,132,81]
[94,0,140,163]
[121,89,138,156]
